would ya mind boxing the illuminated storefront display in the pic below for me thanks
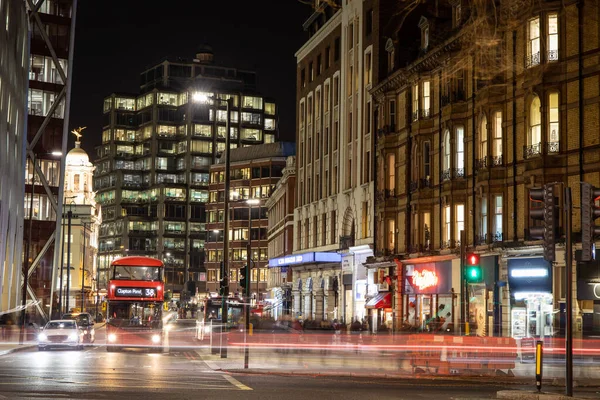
[403,262,453,332]
[412,269,439,290]
[508,258,553,339]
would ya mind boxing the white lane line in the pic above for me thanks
[222,374,252,391]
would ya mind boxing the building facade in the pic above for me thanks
[62,136,100,313]
[24,0,74,319]
[0,0,28,312]
[265,155,296,319]
[205,143,295,302]
[293,0,377,325]
[94,47,278,296]
[371,0,600,337]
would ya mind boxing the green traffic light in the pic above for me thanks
[466,266,482,282]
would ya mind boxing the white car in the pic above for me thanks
[38,320,83,351]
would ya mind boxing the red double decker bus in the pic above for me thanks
[106,256,165,352]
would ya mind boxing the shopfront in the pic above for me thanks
[270,251,342,323]
[576,250,600,336]
[402,260,454,333]
[364,264,394,333]
[507,257,553,339]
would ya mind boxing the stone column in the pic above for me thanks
[292,290,302,319]
[304,292,313,320]
[314,288,325,321]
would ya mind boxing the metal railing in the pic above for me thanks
[526,52,541,68]
[523,142,542,159]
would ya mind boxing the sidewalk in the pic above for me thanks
[193,345,600,388]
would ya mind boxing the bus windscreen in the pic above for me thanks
[112,266,161,281]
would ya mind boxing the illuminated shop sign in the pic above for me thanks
[404,261,452,294]
[412,269,439,290]
[269,252,341,267]
[507,258,552,294]
[115,287,156,297]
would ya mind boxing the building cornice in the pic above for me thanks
[295,10,342,62]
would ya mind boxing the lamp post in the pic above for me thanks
[194,92,233,358]
[80,222,87,312]
[244,198,260,368]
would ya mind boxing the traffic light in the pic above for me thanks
[581,183,600,261]
[465,253,482,283]
[239,264,249,296]
[219,261,228,296]
[529,185,558,262]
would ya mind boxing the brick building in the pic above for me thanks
[371,0,600,337]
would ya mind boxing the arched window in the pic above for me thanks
[529,96,541,146]
[443,129,451,172]
[479,115,488,163]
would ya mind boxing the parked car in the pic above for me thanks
[62,312,95,343]
[38,320,83,351]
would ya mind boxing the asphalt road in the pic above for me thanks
[0,344,518,400]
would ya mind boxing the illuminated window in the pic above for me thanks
[548,92,559,152]
[548,14,559,61]
[529,96,541,146]
[527,17,541,67]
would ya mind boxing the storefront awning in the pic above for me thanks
[365,292,392,309]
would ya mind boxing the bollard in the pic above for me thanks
[536,340,543,392]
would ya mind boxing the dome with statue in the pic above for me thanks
[66,127,91,166]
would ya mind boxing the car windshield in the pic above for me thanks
[64,314,91,326]
[45,321,76,329]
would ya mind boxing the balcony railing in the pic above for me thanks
[491,155,503,167]
[523,142,542,159]
[412,111,419,121]
[441,169,451,182]
[547,141,559,154]
[452,90,466,102]
[420,177,432,189]
[409,181,418,193]
[476,156,488,170]
[453,168,465,179]
[548,50,558,62]
[526,52,541,68]
[421,108,431,119]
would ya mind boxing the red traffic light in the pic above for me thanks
[467,253,480,265]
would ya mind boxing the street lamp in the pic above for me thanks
[193,92,233,359]
[244,198,259,369]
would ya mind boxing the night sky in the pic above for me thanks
[69,0,309,157]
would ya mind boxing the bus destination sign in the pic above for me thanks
[115,287,157,297]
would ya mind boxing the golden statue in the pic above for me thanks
[71,126,86,142]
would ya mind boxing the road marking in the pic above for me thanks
[222,374,252,391]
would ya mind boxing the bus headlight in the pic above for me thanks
[108,333,117,343]
[151,334,161,344]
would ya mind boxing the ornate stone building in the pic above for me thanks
[372,0,600,336]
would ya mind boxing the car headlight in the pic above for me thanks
[68,333,79,341]
[151,334,161,344]
[108,333,117,343]
[83,330,88,335]
[38,333,47,341]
